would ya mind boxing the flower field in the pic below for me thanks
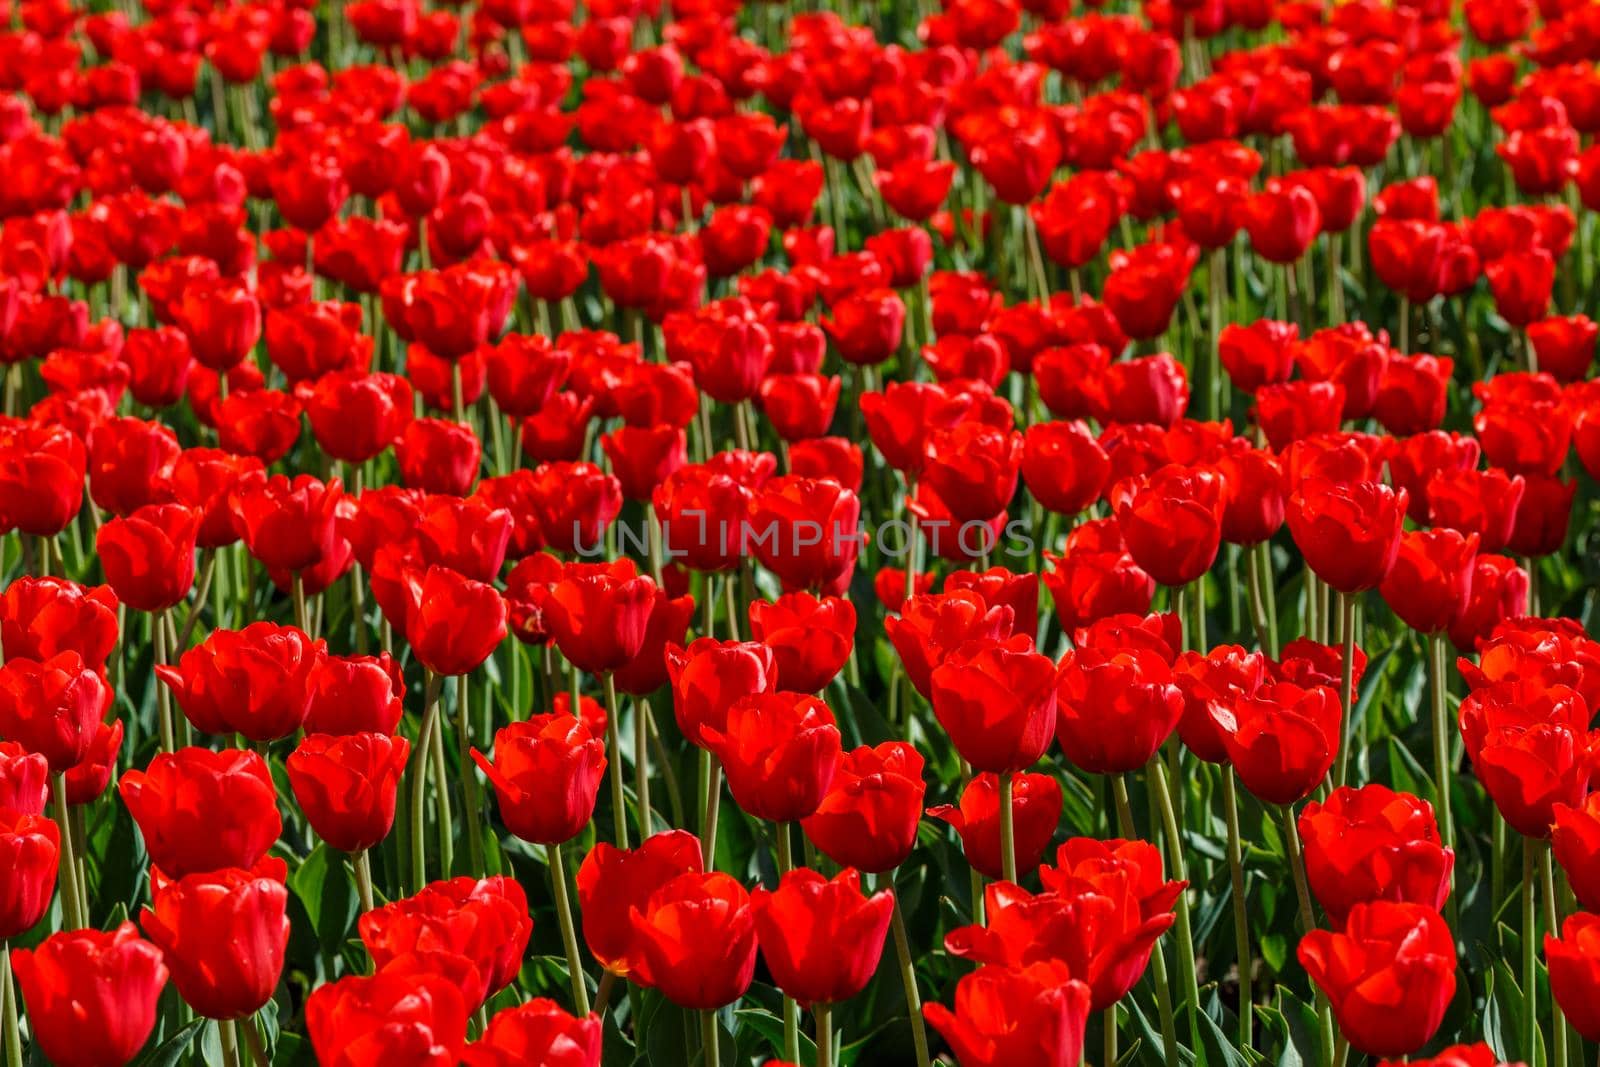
[0,0,1599,1063]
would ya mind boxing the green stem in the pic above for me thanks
[1223,769,1253,1048]
[635,697,653,839]
[815,1002,833,1067]
[1282,804,1336,1067]
[1151,760,1204,1066]
[889,892,932,1067]
[353,850,375,915]
[998,771,1017,884]
[292,571,309,636]
[154,611,174,753]
[1525,839,1539,1067]
[1207,248,1224,422]
[1116,774,1177,1064]
[1332,591,1357,788]
[702,752,722,869]
[2,945,21,1067]
[52,775,85,929]
[549,842,591,1015]
[1546,847,1569,1067]
[408,675,444,893]
[219,1019,242,1067]
[1429,634,1455,851]
[776,823,800,1063]
[457,674,484,874]
[1103,1007,1117,1067]
[604,674,629,848]
[702,1010,720,1067]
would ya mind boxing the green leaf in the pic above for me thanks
[289,843,359,955]
[735,1006,818,1063]
[128,1020,204,1067]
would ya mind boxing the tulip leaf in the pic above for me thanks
[1195,1000,1253,1067]
[289,843,359,955]
[734,1006,817,1062]
[128,1019,203,1067]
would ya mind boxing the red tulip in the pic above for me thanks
[1287,479,1407,593]
[628,871,758,1010]
[0,807,57,939]
[752,868,893,1007]
[705,692,842,823]
[544,571,656,674]
[1055,647,1184,774]
[1113,464,1225,588]
[0,578,118,667]
[1299,902,1457,1057]
[288,732,410,854]
[463,999,603,1067]
[1553,793,1600,911]
[665,638,777,749]
[141,859,290,1020]
[305,653,405,736]
[95,502,199,613]
[12,923,169,1067]
[404,565,509,676]
[748,592,855,694]
[923,960,1091,1067]
[1547,912,1600,1042]
[930,637,1057,775]
[1298,784,1455,924]
[360,876,532,1003]
[928,771,1063,881]
[1378,528,1479,635]
[473,713,607,845]
[577,830,703,975]
[156,621,324,740]
[1209,682,1343,805]
[0,651,111,773]
[118,747,281,878]
[306,969,468,1067]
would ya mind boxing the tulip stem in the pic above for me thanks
[1428,634,1455,854]
[457,674,485,874]
[635,697,654,838]
[1114,774,1177,1061]
[409,673,444,893]
[2,945,21,1067]
[353,849,375,915]
[548,842,591,1016]
[177,548,218,650]
[702,1010,720,1067]
[702,750,722,869]
[1332,591,1358,788]
[292,571,309,635]
[1524,839,1539,1067]
[889,891,932,1067]
[52,774,86,929]
[998,771,1017,884]
[153,611,175,753]
[815,1003,834,1067]
[240,1014,267,1067]
[1545,847,1569,1067]
[773,822,801,1062]
[219,1019,242,1067]
[1223,769,1253,1049]
[1281,804,1336,1067]
[602,673,629,848]
[1103,1008,1118,1067]
[1151,760,1204,1066]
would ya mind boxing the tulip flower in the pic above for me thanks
[0,578,119,667]
[923,960,1091,1067]
[928,771,1062,881]
[156,621,324,741]
[140,859,290,1020]
[1054,647,1184,774]
[628,872,758,1011]
[1546,912,1600,1042]
[0,652,111,773]
[359,876,532,1007]
[12,923,168,1067]
[704,692,843,824]
[472,714,607,846]
[752,868,894,1008]
[306,969,469,1067]
[801,742,927,874]
[1298,785,1455,924]
[463,999,604,1067]
[95,502,200,613]
[119,747,281,878]
[1298,901,1457,1057]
